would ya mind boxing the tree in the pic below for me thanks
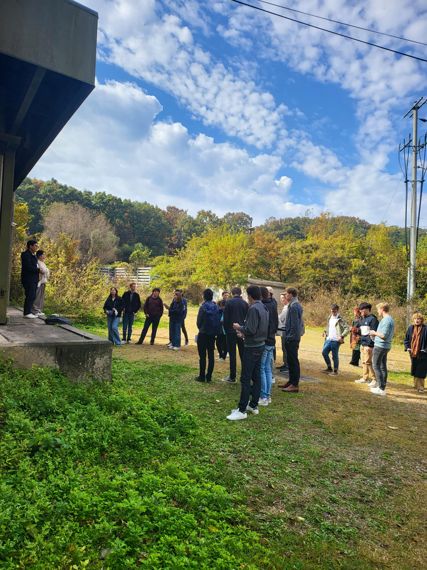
[129,243,152,267]
[42,202,118,263]
[222,212,253,233]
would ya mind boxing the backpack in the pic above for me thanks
[203,302,221,335]
[45,315,72,326]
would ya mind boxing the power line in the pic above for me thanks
[257,0,427,47]
[230,0,427,64]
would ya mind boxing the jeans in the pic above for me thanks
[107,315,121,345]
[226,332,245,380]
[170,319,182,348]
[122,312,135,341]
[238,345,264,412]
[197,333,216,380]
[260,344,275,399]
[372,347,389,390]
[322,339,341,371]
[23,281,38,316]
[138,315,161,344]
[284,339,300,386]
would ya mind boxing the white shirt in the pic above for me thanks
[327,316,339,341]
[37,260,50,287]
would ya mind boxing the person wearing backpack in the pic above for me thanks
[195,289,221,383]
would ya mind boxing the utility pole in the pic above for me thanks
[402,97,426,319]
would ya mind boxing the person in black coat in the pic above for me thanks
[121,283,141,343]
[21,239,39,318]
[103,287,124,346]
[404,312,427,392]
[222,287,248,382]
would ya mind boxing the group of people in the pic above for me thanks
[20,239,49,318]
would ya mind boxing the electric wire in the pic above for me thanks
[416,133,427,243]
[256,0,427,47]
[399,139,411,259]
[230,0,427,63]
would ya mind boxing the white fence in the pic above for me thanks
[101,266,152,287]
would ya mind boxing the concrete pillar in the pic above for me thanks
[0,144,17,324]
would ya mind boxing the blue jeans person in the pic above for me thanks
[122,312,135,341]
[372,347,389,390]
[260,344,275,399]
[107,315,121,345]
[170,319,182,348]
[322,339,340,371]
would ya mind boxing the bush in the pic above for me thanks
[0,359,268,569]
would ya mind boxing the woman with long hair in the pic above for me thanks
[404,312,427,393]
[103,286,124,346]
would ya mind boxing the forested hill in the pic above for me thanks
[17,177,409,261]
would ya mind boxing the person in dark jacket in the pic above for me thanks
[195,289,221,383]
[282,287,303,393]
[354,302,379,384]
[136,287,163,345]
[21,239,39,318]
[227,285,269,421]
[103,287,124,346]
[404,312,427,392]
[259,287,279,406]
[216,291,229,360]
[121,283,141,343]
[222,287,248,383]
[167,289,186,350]
[349,306,362,366]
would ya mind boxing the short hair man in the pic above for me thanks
[369,303,394,396]
[21,239,39,318]
[354,302,379,384]
[222,286,249,383]
[321,304,350,376]
[281,287,303,393]
[122,283,142,343]
[136,287,162,345]
[196,288,221,383]
[226,285,269,420]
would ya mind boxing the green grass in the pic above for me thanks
[1,353,425,569]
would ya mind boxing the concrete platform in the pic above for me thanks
[0,308,112,381]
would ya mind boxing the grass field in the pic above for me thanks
[75,306,427,568]
[0,307,425,568]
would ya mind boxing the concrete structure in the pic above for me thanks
[0,0,98,324]
[0,308,112,381]
[247,278,287,309]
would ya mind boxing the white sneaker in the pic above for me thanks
[268,397,272,404]
[370,387,386,396]
[167,343,172,347]
[36,312,45,316]
[258,398,269,407]
[354,378,366,384]
[24,313,37,319]
[368,380,377,387]
[172,347,180,351]
[226,409,247,421]
[246,405,259,415]
[271,378,276,384]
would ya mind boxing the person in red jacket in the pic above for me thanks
[136,288,164,345]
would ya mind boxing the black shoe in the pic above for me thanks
[135,340,143,345]
[279,366,289,372]
[222,376,236,383]
[195,377,206,382]
[321,367,333,374]
[206,378,212,383]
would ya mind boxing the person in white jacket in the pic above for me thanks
[32,250,50,316]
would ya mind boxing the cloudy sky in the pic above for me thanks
[31,0,427,226]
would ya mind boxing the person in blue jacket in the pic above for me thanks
[195,289,221,382]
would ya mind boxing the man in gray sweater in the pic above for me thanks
[226,285,269,421]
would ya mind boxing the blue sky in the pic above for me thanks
[31,0,427,226]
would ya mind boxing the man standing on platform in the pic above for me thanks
[21,239,39,319]
[122,282,141,343]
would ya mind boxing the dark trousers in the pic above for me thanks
[182,321,188,343]
[216,333,227,359]
[285,339,300,386]
[238,345,264,412]
[350,349,360,366]
[372,347,390,390]
[138,315,161,344]
[197,333,216,380]
[280,336,288,366]
[23,281,38,316]
[226,332,244,380]
[122,312,135,341]
[322,339,340,371]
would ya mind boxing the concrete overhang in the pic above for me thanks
[0,0,98,189]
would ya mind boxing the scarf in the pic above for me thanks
[411,325,423,358]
